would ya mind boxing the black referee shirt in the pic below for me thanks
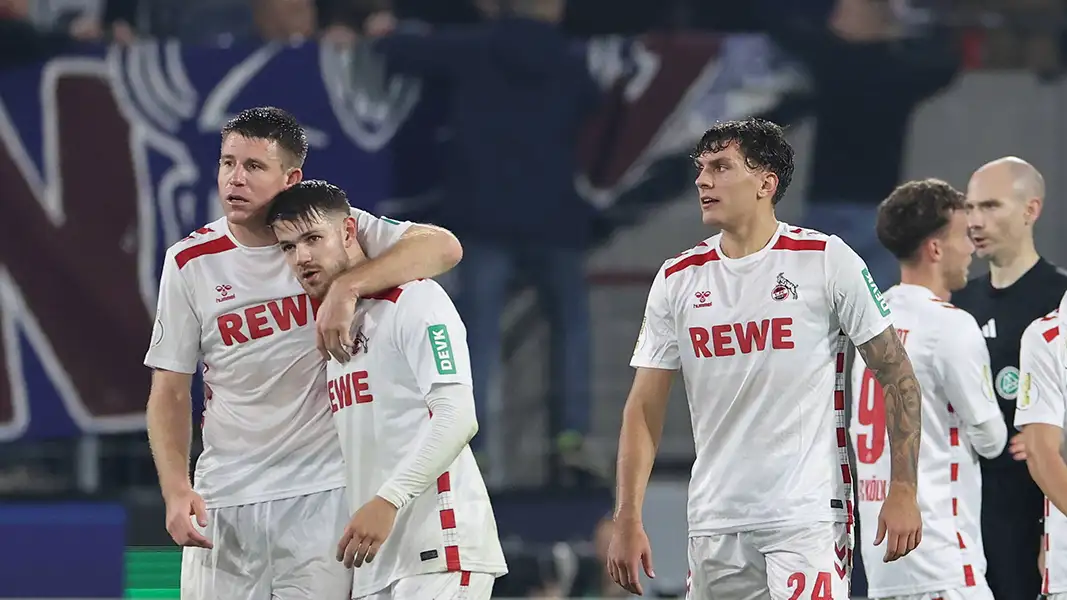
[953,257,1067,470]
[952,257,1067,600]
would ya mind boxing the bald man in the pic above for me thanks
[952,156,1067,600]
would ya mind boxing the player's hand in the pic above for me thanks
[316,283,360,363]
[606,517,655,596]
[337,496,398,568]
[1009,432,1028,461]
[163,488,213,549]
[874,485,922,562]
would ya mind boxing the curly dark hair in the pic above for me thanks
[221,106,309,169]
[266,180,350,227]
[876,178,966,261]
[691,118,795,205]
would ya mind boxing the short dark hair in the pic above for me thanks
[876,178,966,261]
[221,106,309,168]
[691,118,795,205]
[266,180,351,227]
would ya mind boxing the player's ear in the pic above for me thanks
[927,237,943,262]
[342,216,358,247]
[1024,196,1042,226]
[759,171,778,201]
[286,167,303,187]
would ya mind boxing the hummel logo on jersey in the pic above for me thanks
[981,318,997,339]
[771,273,798,301]
[215,284,235,303]
[693,291,713,308]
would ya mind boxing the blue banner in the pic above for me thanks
[0,36,793,441]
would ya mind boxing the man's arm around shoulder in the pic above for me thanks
[318,223,463,362]
[342,223,463,299]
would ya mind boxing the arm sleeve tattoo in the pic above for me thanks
[857,325,922,487]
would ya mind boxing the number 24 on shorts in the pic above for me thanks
[787,571,834,600]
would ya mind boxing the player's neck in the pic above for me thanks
[346,250,368,269]
[228,221,279,248]
[899,266,949,302]
[719,211,779,259]
[989,240,1040,289]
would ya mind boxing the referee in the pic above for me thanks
[953,156,1067,600]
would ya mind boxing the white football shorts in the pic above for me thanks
[687,521,851,600]
[180,487,351,599]
[354,570,495,600]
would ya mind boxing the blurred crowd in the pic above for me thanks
[0,0,1065,69]
[2,0,1066,597]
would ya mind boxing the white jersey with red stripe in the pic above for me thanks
[144,209,412,509]
[851,284,1000,597]
[326,279,506,598]
[631,222,893,535]
[1014,298,1067,595]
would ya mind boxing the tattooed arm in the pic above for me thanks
[857,325,923,562]
[856,325,922,489]
[824,236,921,561]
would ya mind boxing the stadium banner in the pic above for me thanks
[0,501,126,598]
[0,35,794,441]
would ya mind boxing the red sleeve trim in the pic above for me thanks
[665,249,721,279]
[175,236,237,269]
[365,287,404,303]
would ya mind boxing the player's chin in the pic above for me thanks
[301,281,328,300]
[951,271,969,291]
[223,204,267,225]
[700,207,726,227]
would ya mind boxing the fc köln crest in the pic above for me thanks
[771,273,798,301]
[352,328,370,355]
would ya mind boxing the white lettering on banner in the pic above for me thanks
[197,44,330,146]
[586,37,661,101]
[0,57,150,438]
[320,44,422,152]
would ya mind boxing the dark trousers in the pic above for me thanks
[456,241,592,452]
[982,467,1044,600]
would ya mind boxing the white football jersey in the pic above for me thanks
[851,284,1001,597]
[1014,296,1067,595]
[327,279,506,597]
[631,222,893,535]
[144,209,411,509]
